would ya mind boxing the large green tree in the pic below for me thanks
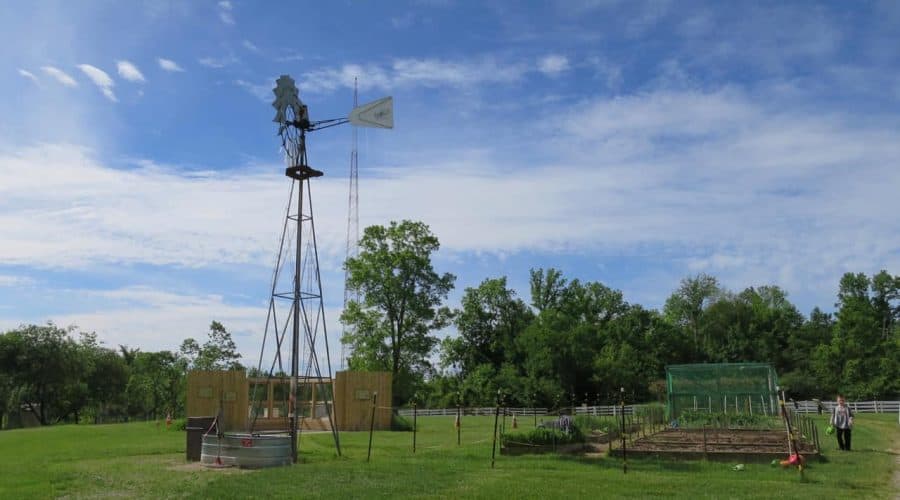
[179,321,242,371]
[664,273,721,354]
[0,324,89,425]
[341,220,455,405]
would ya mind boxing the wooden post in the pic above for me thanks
[702,426,708,459]
[491,391,501,469]
[267,381,274,420]
[457,403,461,446]
[620,387,627,474]
[813,422,820,452]
[366,392,377,462]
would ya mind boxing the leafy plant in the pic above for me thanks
[501,424,585,447]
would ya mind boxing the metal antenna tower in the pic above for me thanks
[341,78,360,371]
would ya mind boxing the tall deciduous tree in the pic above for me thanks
[664,273,721,353]
[180,321,242,371]
[444,277,533,373]
[341,220,455,405]
[0,323,88,425]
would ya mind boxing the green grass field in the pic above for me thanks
[0,414,897,499]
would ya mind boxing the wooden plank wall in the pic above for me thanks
[333,371,392,431]
[186,370,249,431]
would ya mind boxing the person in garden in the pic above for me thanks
[830,395,854,451]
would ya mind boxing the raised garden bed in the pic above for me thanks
[610,428,819,462]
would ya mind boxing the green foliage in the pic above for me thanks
[179,321,242,371]
[391,413,413,432]
[501,424,585,446]
[573,415,617,433]
[341,220,456,406]
[677,410,775,429]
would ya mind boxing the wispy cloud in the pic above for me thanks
[218,0,235,25]
[116,60,145,82]
[198,55,238,68]
[41,66,78,87]
[275,51,303,62]
[391,13,416,29]
[77,64,117,102]
[157,58,185,72]
[18,69,39,85]
[242,39,259,52]
[537,54,570,76]
[301,57,528,93]
[0,275,35,287]
[234,79,273,102]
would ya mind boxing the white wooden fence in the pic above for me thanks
[398,401,900,418]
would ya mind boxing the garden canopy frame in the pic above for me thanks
[666,363,779,419]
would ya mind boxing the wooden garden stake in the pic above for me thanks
[367,392,377,462]
[620,387,627,474]
[491,390,501,469]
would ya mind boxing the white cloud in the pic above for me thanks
[0,275,35,287]
[1,86,898,319]
[235,79,273,102]
[301,57,528,93]
[41,66,78,87]
[391,13,416,29]
[198,55,238,68]
[537,54,570,76]
[218,0,235,24]
[158,58,185,72]
[18,69,39,84]
[242,39,259,52]
[116,60,145,82]
[275,51,303,63]
[77,64,117,102]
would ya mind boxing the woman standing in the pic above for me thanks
[831,395,854,451]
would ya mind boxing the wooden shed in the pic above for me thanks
[186,369,249,431]
[333,371,392,431]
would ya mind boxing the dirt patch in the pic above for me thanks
[167,460,256,473]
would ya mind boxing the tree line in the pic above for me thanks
[0,321,242,428]
[341,221,900,408]
[2,219,897,427]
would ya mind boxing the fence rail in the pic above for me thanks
[398,401,900,417]
[789,400,900,415]
[398,405,636,417]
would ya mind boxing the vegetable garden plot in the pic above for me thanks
[611,428,819,461]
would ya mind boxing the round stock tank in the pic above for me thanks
[201,433,292,468]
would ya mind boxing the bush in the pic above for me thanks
[633,403,667,424]
[573,415,616,433]
[501,424,585,447]
[677,410,776,429]
[391,414,413,432]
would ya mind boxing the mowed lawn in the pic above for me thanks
[0,413,897,499]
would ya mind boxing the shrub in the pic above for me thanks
[677,410,776,429]
[501,425,585,447]
[391,414,413,432]
[573,415,616,433]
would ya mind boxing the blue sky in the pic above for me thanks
[2,1,899,370]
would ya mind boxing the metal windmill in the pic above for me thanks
[250,75,392,463]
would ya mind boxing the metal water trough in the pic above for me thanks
[201,432,292,468]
